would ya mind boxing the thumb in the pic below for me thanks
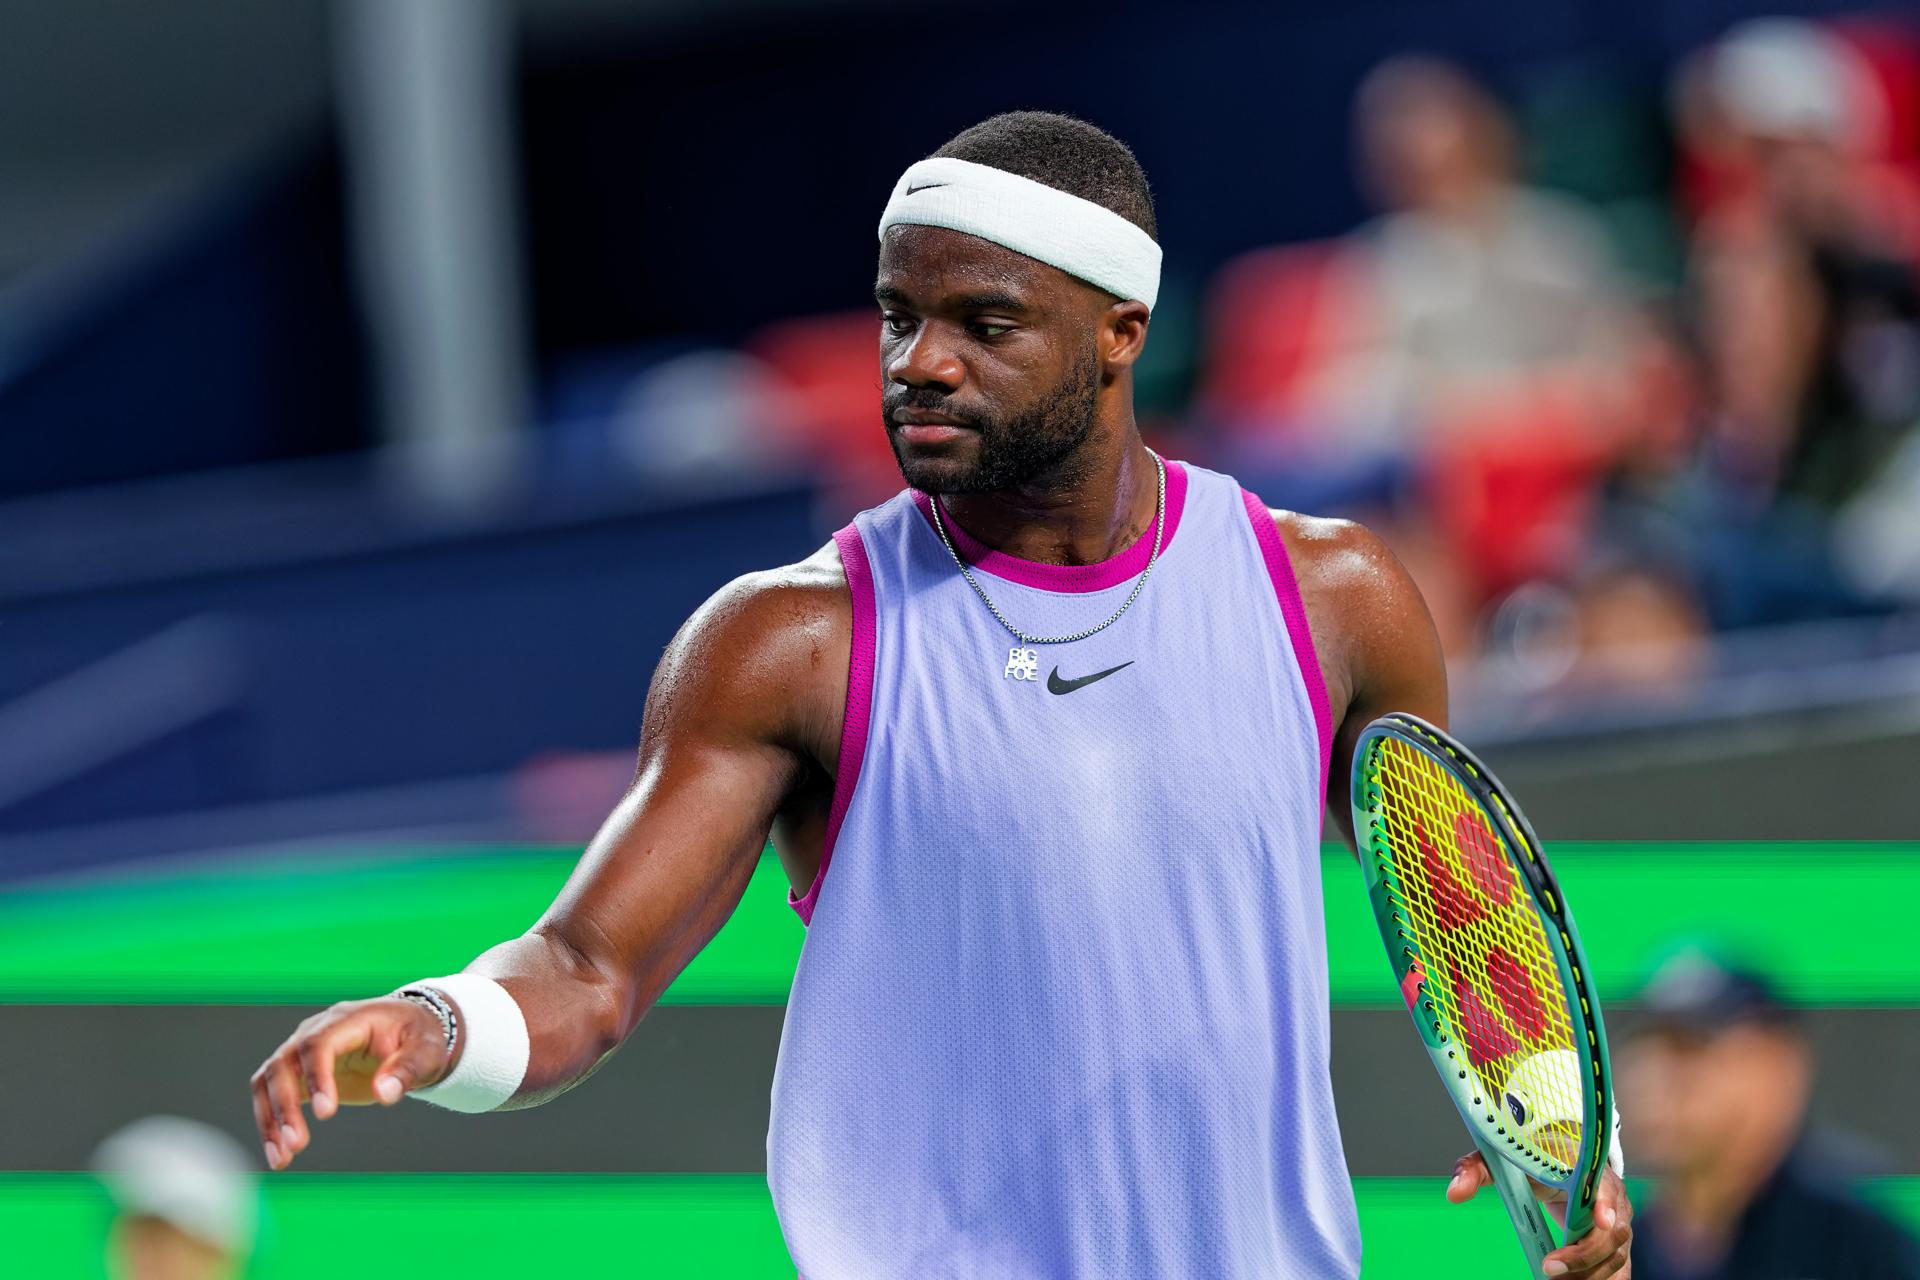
[371,1039,445,1106]
[1447,1152,1492,1203]
[372,1059,409,1105]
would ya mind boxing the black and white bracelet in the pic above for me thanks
[394,985,460,1058]
[397,974,530,1113]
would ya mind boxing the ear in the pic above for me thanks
[1098,299,1151,374]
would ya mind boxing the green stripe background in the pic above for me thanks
[11,1173,1920,1277]
[5,841,1908,1273]
[1,843,1911,1005]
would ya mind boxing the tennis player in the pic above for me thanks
[250,112,1631,1277]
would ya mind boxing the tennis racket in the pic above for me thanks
[1349,712,1613,1273]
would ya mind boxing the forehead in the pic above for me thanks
[876,224,1082,305]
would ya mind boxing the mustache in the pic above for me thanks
[883,389,980,427]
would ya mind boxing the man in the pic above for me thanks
[1336,55,1634,444]
[250,111,1631,1276]
[1624,949,1920,1279]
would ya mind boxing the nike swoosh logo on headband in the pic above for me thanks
[905,182,948,194]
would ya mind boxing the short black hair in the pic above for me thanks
[933,111,1157,242]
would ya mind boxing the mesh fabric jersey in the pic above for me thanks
[768,461,1359,1278]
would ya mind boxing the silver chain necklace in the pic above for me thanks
[929,451,1166,681]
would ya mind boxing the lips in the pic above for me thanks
[889,408,975,446]
[889,409,974,428]
[898,422,971,445]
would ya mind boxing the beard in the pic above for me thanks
[883,343,1100,495]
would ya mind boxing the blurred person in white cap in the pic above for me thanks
[1676,18,1920,516]
[93,1116,257,1280]
[1672,17,1913,241]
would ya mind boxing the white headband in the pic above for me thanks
[878,157,1161,311]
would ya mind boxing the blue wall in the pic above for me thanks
[2,482,820,844]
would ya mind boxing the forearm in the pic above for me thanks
[455,925,633,1110]
[255,565,832,1157]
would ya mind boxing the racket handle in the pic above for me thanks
[1476,1134,1557,1275]
[1562,1197,1595,1252]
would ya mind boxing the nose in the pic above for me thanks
[885,322,964,395]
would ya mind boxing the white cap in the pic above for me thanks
[93,1116,258,1255]
[1711,18,1882,150]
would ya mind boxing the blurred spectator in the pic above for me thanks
[1324,55,1639,449]
[1619,948,1920,1280]
[1202,31,1920,686]
[1613,17,1920,631]
[1233,56,1658,658]
[93,1116,257,1280]
[1690,19,1920,503]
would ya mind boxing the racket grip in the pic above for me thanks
[1477,1134,1557,1275]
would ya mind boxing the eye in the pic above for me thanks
[881,313,915,337]
[972,322,1013,339]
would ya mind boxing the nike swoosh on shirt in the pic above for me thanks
[1046,662,1134,695]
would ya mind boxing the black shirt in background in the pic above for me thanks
[1633,1141,1920,1280]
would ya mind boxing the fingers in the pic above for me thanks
[278,1019,354,1164]
[248,1061,281,1168]
[1543,1192,1632,1277]
[249,1004,378,1170]
[1553,1243,1630,1278]
[296,1014,365,1122]
[270,1051,308,1160]
[1445,1151,1492,1203]
[376,999,458,1102]
[249,1047,306,1170]
[1444,1153,1632,1277]
[366,1015,432,1105]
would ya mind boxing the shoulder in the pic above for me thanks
[1753,1169,1920,1276]
[1258,507,1443,727]
[686,540,851,648]
[1268,510,1425,639]
[1269,511,1399,584]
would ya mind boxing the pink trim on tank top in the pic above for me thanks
[909,459,1189,593]
[1240,489,1334,813]
[789,523,877,924]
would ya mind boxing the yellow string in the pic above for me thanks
[1374,736,1584,1176]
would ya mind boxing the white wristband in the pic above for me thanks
[405,973,529,1113]
[1609,1102,1626,1180]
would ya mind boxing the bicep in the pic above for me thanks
[524,575,826,1023]
[1303,522,1449,852]
[536,721,797,1017]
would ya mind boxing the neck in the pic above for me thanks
[1663,1112,1799,1246]
[939,432,1159,566]
[1418,175,1506,228]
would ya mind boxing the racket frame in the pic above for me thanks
[1350,712,1615,1266]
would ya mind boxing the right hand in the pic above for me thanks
[248,996,456,1170]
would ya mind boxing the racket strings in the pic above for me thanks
[1370,738,1585,1177]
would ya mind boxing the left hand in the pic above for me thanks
[1446,1151,1632,1277]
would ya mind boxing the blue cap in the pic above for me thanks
[1637,945,1796,1035]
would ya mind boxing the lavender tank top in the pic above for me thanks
[767,461,1360,1278]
